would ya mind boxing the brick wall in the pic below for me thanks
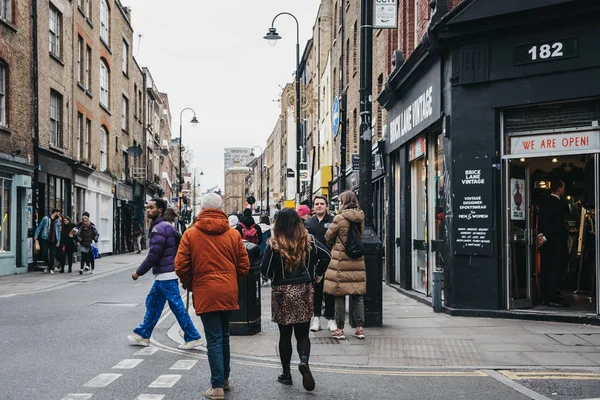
[0,0,34,161]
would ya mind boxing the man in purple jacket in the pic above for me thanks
[128,198,203,349]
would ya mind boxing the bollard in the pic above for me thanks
[432,270,442,312]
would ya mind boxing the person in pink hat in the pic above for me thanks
[297,205,311,221]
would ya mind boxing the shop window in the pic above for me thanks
[0,176,11,252]
[49,5,62,60]
[1,0,12,22]
[0,61,6,128]
[50,90,63,147]
[100,197,109,237]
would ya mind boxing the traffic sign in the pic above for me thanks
[332,96,340,138]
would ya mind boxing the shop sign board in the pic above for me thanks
[351,153,360,170]
[386,60,441,153]
[300,169,310,182]
[510,131,600,156]
[510,178,526,221]
[453,158,494,256]
[373,0,398,29]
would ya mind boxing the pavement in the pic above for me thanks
[2,251,600,370]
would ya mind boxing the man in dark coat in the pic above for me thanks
[128,198,202,349]
[537,179,570,307]
[304,195,336,332]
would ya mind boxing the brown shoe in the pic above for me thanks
[204,387,224,400]
[224,378,231,392]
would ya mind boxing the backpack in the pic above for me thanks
[343,222,364,259]
[240,222,259,244]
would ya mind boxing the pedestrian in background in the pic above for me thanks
[324,190,366,340]
[228,214,239,229]
[34,208,61,272]
[297,205,311,221]
[132,219,143,254]
[258,214,272,286]
[175,193,250,400]
[261,208,331,392]
[59,216,77,273]
[77,213,99,274]
[129,198,203,350]
[236,208,262,245]
[304,195,336,332]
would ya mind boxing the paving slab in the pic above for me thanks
[522,351,596,366]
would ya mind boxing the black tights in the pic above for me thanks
[277,322,310,372]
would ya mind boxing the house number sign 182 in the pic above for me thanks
[514,37,577,65]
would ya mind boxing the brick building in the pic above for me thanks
[0,0,35,275]
[223,161,249,215]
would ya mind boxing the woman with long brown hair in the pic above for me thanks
[324,190,366,340]
[261,208,331,392]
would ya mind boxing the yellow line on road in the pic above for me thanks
[500,370,600,381]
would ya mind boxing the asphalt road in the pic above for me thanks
[1,268,599,400]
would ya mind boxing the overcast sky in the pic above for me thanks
[122,0,321,192]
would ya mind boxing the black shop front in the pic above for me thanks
[382,0,600,318]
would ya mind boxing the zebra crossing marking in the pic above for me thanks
[112,359,144,369]
[149,374,182,388]
[83,373,122,387]
[61,395,93,400]
[169,360,197,370]
[134,347,159,356]
[136,395,165,400]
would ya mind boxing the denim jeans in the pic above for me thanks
[134,279,201,342]
[200,311,232,389]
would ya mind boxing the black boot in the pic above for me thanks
[277,366,293,385]
[298,356,315,391]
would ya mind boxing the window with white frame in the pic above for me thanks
[76,112,83,160]
[50,90,63,147]
[100,0,109,43]
[85,0,91,18]
[49,5,62,59]
[77,36,83,84]
[100,126,108,171]
[85,45,91,90]
[100,59,109,107]
[0,62,6,128]
[0,0,12,22]
[121,95,129,131]
[85,118,91,160]
[122,40,129,74]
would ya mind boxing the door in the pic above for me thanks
[411,157,428,294]
[394,159,402,283]
[505,161,532,308]
[596,154,600,315]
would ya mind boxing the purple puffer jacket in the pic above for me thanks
[136,217,179,277]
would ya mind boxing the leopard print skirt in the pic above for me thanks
[271,282,314,325]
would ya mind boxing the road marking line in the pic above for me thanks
[170,360,198,370]
[149,374,182,388]
[135,347,159,356]
[500,370,600,381]
[484,370,551,400]
[136,395,165,400]
[112,359,144,369]
[83,373,122,387]
[61,395,93,400]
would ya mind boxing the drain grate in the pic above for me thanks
[312,337,341,345]
[90,302,139,307]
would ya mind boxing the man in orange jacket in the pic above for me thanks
[175,193,250,400]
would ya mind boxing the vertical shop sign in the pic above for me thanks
[510,178,526,220]
[453,158,494,255]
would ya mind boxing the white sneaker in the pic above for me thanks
[309,316,320,332]
[327,319,338,332]
[178,338,205,350]
[127,333,150,347]
[50,270,55,275]
[84,266,90,271]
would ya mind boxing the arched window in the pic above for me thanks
[100,126,108,171]
[100,59,109,108]
[100,0,110,43]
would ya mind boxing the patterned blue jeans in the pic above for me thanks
[134,279,200,342]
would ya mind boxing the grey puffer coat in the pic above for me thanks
[323,208,366,296]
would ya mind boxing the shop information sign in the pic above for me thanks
[454,159,494,256]
[373,0,398,29]
[510,178,526,221]
[510,131,600,156]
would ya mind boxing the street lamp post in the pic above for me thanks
[264,12,301,204]
[250,145,264,214]
[178,108,199,227]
